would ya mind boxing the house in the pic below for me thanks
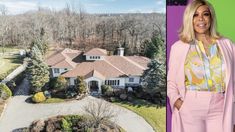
[45,48,150,94]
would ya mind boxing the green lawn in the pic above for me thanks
[43,98,65,103]
[0,47,20,53]
[0,55,23,80]
[114,99,166,132]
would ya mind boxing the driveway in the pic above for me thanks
[0,95,155,132]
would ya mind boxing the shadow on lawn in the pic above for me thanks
[3,55,23,64]
[110,97,162,108]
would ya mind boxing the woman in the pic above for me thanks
[167,0,235,132]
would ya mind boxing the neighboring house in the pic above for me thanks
[46,48,150,94]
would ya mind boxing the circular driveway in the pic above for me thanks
[0,96,155,132]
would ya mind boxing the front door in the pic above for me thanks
[90,81,98,93]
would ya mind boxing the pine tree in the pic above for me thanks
[144,34,164,59]
[27,44,49,93]
[141,58,166,96]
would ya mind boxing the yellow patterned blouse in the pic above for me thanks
[184,40,225,92]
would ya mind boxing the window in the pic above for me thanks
[129,78,134,82]
[64,68,67,70]
[98,56,100,59]
[90,56,92,59]
[54,68,60,73]
[105,80,119,86]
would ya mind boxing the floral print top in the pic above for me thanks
[184,40,225,92]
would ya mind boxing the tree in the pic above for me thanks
[54,76,67,91]
[144,34,165,59]
[75,76,86,94]
[83,100,117,128]
[27,44,49,93]
[141,58,166,98]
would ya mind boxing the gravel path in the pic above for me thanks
[0,95,155,132]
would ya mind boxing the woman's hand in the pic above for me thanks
[174,98,184,110]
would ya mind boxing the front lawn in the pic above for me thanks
[0,55,23,80]
[114,99,165,132]
[0,47,20,53]
[42,98,65,103]
[0,100,6,117]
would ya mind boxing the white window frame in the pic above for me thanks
[54,68,60,73]
[129,78,134,82]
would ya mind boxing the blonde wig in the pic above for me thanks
[178,0,221,43]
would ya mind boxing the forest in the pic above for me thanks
[0,5,165,56]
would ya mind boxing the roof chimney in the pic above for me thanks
[117,47,124,56]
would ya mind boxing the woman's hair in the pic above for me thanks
[178,0,221,43]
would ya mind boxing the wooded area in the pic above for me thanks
[0,6,165,55]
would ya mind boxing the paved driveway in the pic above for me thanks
[0,96,155,132]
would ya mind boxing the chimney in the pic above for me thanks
[117,47,124,56]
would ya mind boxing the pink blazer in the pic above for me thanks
[167,38,235,132]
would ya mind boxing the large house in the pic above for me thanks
[45,48,150,94]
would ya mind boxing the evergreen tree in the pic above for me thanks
[141,58,166,97]
[75,76,86,94]
[144,34,164,59]
[30,38,48,56]
[27,44,49,93]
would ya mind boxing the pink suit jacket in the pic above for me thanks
[167,38,235,132]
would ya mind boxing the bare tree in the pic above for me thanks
[83,99,117,128]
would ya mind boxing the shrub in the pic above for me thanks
[43,90,51,98]
[61,118,72,131]
[76,76,86,94]
[6,80,16,92]
[0,83,12,100]
[49,78,57,89]
[54,76,67,91]
[113,88,126,97]
[32,92,46,103]
[65,90,77,99]
[101,85,113,95]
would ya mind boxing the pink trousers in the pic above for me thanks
[179,91,224,132]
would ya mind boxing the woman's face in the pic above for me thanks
[193,5,211,35]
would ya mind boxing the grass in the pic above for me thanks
[0,47,20,53]
[0,55,23,80]
[43,98,65,103]
[0,100,5,117]
[114,99,166,132]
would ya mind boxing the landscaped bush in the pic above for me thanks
[101,85,113,96]
[6,80,16,93]
[28,115,123,132]
[0,83,12,100]
[75,76,86,95]
[65,90,77,99]
[43,90,51,98]
[48,77,57,89]
[32,92,46,103]
[61,118,72,131]
[113,88,126,97]
[54,76,67,91]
